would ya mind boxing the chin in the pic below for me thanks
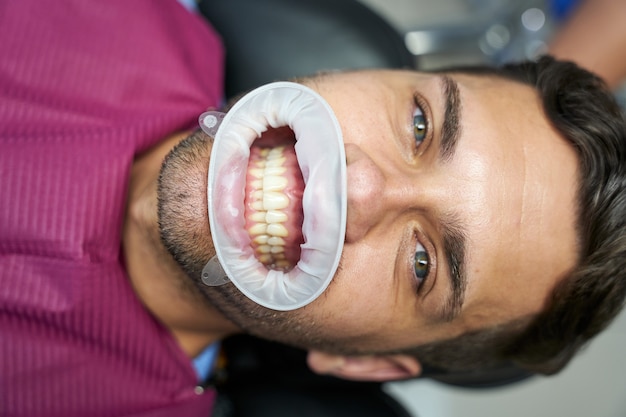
[157,130,214,282]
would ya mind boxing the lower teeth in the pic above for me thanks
[245,142,304,271]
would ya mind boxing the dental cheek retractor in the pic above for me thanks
[199,82,347,311]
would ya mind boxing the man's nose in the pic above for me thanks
[344,143,389,243]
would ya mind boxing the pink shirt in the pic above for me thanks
[0,0,224,415]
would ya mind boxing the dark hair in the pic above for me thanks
[409,56,626,375]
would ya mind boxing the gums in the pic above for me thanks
[243,127,305,271]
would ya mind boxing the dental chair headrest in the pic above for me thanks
[199,0,414,99]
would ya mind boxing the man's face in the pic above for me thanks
[159,70,580,355]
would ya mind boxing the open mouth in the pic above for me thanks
[244,127,304,272]
[202,82,347,311]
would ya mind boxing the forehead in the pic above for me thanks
[444,73,580,328]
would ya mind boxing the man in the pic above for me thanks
[133,59,626,381]
[2,1,625,417]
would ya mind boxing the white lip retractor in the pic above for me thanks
[199,82,347,311]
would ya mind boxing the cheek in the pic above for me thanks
[311,243,399,337]
[333,114,375,153]
[316,90,385,147]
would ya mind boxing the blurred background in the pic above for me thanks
[360,0,558,68]
[353,0,626,415]
[358,0,626,107]
[386,308,626,417]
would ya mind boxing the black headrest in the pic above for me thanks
[198,0,414,99]
[213,335,413,417]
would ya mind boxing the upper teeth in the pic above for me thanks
[264,176,288,191]
[266,210,287,223]
[246,146,296,270]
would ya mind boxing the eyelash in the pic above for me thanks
[404,94,433,293]
[412,234,431,293]
[412,94,430,155]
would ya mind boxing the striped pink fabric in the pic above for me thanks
[0,0,224,415]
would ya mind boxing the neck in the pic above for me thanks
[123,131,239,358]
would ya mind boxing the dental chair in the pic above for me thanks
[198,0,414,99]
[210,335,533,417]
[197,0,532,415]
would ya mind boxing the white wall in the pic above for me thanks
[385,308,626,417]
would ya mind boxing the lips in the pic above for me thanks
[202,82,347,311]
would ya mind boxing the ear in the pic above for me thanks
[307,350,422,382]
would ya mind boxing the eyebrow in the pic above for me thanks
[436,75,468,322]
[439,75,462,163]
[439,216,468,322]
